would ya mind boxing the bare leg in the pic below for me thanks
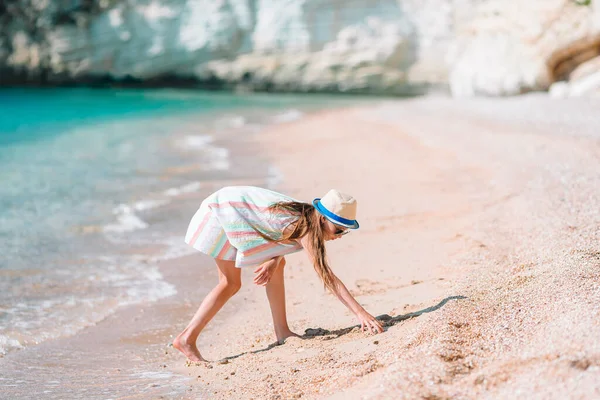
[173,259,241,362]
[265,257,299,343]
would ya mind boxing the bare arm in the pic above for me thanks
[330,275,365,315]
[299,236,384,334]
[330,274,384,333]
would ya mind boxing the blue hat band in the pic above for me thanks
[313,199,358,228]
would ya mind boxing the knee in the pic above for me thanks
[219,278,242,295]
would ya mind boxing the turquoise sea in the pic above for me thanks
[0,88,345,355]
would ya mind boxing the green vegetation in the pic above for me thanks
[573,0,592,6]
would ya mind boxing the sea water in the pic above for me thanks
[0,87,339,355]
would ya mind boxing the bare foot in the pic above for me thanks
[173,335,207,363]
[276,330,301,345]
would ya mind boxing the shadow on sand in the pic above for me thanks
[208,295,467,364]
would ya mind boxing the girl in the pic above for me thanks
[173,186,383,362]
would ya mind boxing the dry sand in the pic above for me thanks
[171,94,600,399]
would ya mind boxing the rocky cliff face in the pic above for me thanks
[449,0,600,97]
[1,0,599,97]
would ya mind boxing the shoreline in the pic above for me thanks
[2,93,599,399]
[0,90,367,356]
[0,98,369,399]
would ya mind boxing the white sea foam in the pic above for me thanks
[131,371,176,379]
[0,335,23,355]
[103,204,149,233]
[100,261,177,305]
[272,109,304,123]
[149,236,198,261]
[163,181,202,197]
[124,274,177,304]
[179,135,213,150]
[101,181,201,239]
[176,134,231,171]
[127,235,198,264]
[0,259,177,356]
[100,197,170,235]
[229,116,246,128]
[214,115,247,129]
[205,146,230,171]
[132,199,170,211]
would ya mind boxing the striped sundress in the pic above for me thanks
[184,186,305,268]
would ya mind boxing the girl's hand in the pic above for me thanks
[253,257,280,286]
[357,310,384,334]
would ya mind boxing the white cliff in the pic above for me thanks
[449,0,600,97]
[1,0,599,97]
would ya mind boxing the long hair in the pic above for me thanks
[260,201,336,292]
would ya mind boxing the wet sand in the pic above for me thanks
[3,94,599,399]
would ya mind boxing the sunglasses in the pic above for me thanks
[334,226,349,236]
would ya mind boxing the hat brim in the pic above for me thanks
[313,199,360,229]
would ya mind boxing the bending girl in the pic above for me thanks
[174,186,383,362]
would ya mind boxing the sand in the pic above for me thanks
[2,94,598,399]
[172,94,600,399]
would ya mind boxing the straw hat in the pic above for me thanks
[313,189,359,229]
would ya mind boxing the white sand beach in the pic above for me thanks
[2,94,598,399]
[168,94,600,399]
